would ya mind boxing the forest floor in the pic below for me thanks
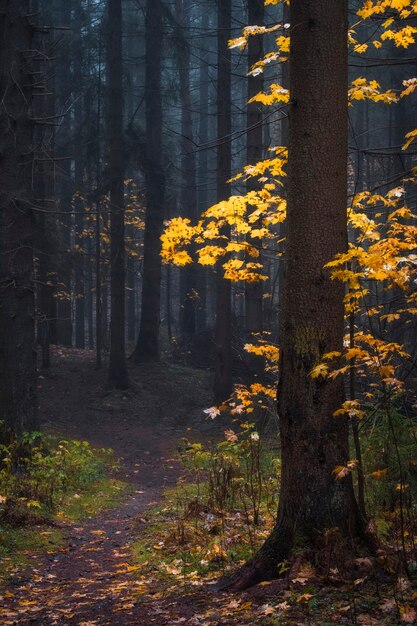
[0,348,416,626]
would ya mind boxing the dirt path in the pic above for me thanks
[0,349,218,625]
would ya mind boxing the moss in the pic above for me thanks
[0,526,63,589]
[58,477,130,522]
[294,326,325,357]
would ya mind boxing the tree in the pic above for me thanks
[245,0,264,336]
[223,0,363,590]
[0,0,38,435]
[176,0,198,340]
[74,0,86,350]
[106,0,129,389]
[214,0,233,403]
[54,0,73,348]
[132,0,165,363]
[32,0,58,369]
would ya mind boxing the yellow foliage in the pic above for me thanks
[349,78,398,104]
[248,83,289,106]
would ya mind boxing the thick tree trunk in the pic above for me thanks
[106,0,128,388]
[214,0,233,403]
[223,0,362,590]
[245,0,264,336]
[132,0,165,363]
[0,0,38,435]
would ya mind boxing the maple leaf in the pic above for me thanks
[310,363,329,379]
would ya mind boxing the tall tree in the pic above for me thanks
[214,0,233,402]
[177,0,198,340]
[245,0,264,336]
[224,0,363,590]
[74,0,86,350]
[33,0,57,369]
[0,0,38,435]
[106,0,129,388]
[55,0,73,347]
[132,0,165,363]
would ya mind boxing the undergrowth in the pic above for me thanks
[130,409,417,625]
[0,428,127,587]
[131,421,279,590]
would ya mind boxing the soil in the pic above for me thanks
[1,350,409,626]
[0,348,226,625]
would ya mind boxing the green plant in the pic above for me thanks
[0,429,115,525]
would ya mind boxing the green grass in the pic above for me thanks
[58,477,130,521]
[0,436,129,589]
[0,525,63,589]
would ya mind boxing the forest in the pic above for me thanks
[0,0,417,624]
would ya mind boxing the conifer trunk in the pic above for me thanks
[132,0,165,363]
[106,0,128,388]
[223,0,362,590]
[245,0,264,336]
[214,0,233,403]
[0,0,38,435]
[177,0,198,341]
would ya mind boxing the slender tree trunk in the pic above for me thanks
[177,0,198,340]
[214,0,233,403]
[95,199,102,368]
[106,0,128,388]
[55,0,73,347]
[245,0,264,336]
[95,31,103,368]
[195,8,210,333]
[32,0,57,368]
[132,0,165,363]
[74,0,86,350]
[0,0,38,435]
[223,0,362,590]
[126,252,136,342]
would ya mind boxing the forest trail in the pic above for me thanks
[0,349,219,625]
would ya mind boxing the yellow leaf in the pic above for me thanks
[310,363,329,379]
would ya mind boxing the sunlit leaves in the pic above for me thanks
[248,83,289,106]
[349,78,398,104]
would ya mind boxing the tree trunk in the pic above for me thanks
[214,0,233,403]
[32,0,57,368]
[245,0,264,336]
[106,0,128,389]
[55,0,73,347]
[0,0,38,435]
[132,0,165,363]
[177,0,198,341]
[223,0,362,590]
[195,8,210,333]
[74,0,86,350]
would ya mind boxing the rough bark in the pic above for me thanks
[177,0,198,340]
[195,8,211,333]
[106,0,129,389]
[245,0,264,336]
[74,0,86,350]
[55,0,73,347]
[222,0,362,590]
[214,0,233,403]
[132,0,165,363]
[32,0,57,369]
[0,0,38,435]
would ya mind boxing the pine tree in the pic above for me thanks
[0,0,38,435]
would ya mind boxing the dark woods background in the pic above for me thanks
[0,0,416,434]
